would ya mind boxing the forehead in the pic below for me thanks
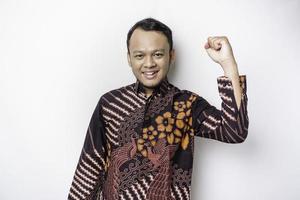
[129,28,169,51]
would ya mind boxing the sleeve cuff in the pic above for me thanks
[217,75,247,94]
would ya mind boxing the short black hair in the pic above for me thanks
[126,17,173,54]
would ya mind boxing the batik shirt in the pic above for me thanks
[68,75,248,200]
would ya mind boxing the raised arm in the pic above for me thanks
[204,36,243,109]
[191,36,249,143]
[192,75,248,143]
[68,98,108,199]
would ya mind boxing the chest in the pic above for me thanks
[103,90,197,160]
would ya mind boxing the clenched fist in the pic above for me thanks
[204,36,237,72]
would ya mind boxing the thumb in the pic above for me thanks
[205,46,214,55]
[205,46,219,63]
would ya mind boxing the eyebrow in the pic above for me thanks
[132,49,166,54]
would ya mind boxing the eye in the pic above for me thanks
[154,53,164,58]
[134,54,144,59]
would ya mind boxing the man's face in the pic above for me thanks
[127,28,175,93]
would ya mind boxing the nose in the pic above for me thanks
[144,55,156,68]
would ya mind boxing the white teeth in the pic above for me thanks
[144,72,155,75]
[143,71,158,79]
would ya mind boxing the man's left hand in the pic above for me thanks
[204,36,238,73]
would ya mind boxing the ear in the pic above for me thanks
[169,49,176,65]
[127,52,132,68]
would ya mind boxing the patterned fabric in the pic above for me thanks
[68,75,248,200]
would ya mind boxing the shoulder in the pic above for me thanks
[98,83,136,105]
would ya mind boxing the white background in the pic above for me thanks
[1,0,299,199]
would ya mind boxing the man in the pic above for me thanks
[68,17,248,200]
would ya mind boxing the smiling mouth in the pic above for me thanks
[142,70,159,80]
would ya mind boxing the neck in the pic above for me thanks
[144,87,153,98]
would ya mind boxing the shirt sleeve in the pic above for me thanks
[192,75,249,143]
[68,97,108,199]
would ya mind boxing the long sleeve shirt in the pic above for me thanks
[67,75,248,200]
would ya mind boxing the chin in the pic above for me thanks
[140,79,162,89]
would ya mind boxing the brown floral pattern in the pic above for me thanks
[136,94,198,152]
[137,138,148,157]
[142,125,158,146]
[174,101,187,112]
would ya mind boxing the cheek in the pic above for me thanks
[130,61,142,70]
[131,66,143,77]
[160,59,171,69]
[161,56,171,65]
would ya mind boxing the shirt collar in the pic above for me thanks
[133,77,170,97]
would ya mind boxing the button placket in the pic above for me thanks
[142,95,154,128]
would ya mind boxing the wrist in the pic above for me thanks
[221,60,239,77]
[221,58,237,68]
[224,68,239,78]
